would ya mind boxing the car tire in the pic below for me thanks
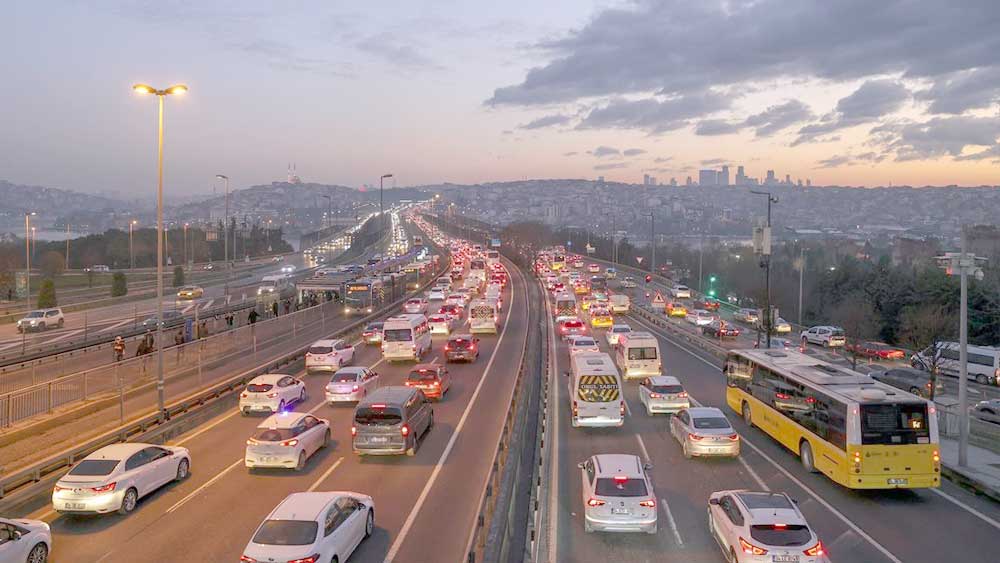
[175,458,189,481]
[365,509,374,539]
[682,440,692,459]
[742,402,753,428]
[729,547,739,563]
[428,411,435,431]
[322,430,331,448]
[27,543,48,563]
[119,487,138,515]
[277,400,286,413]
[299,389,307,404]
[58,319,64,328]
[240,408,249,417]
[295,451,307,471]
[584,519,594,533]
[909,386,921,396]
[406,436,418,457]
[976,374,989,385]
[800,441,818,473]
[39,322,46,331]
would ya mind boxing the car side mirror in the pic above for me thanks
[577,462,586,469]
[10,530,22,541]
[643,462,653,470]
[709,498,720,506]
[357,502,366,510]
[563,371,570,378]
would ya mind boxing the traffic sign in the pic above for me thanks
[636,257,644,264]
[651,291,666,311]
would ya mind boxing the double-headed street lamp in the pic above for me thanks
[133,82,187,420]
[380,174,393,229]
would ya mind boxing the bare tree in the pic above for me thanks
[829,293,880,370]
[898,304,958,400]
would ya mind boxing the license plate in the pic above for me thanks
[65,502,86,510]
[611,508,629,515]
[772,556,799,562]
[371,436,388,443]
[887,478,908,485]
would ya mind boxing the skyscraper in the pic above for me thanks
[719,165,730,186]
[765,170,776,185]
[699,169,718,187]
[685,176,693,186]
[736,165,746,185]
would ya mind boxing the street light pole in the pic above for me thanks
[183,223,189,268]
[216,174,230,294]
[958,228,970,467]
[65,223,70,270]
[134,82,187,420]
[750,190,778,349]
[24,212,34,311]
[798,245,805,326]
[380,174,393,231]
[130,220,137,269]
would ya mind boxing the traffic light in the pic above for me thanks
[709,275,717,283]
[708,289,717,297]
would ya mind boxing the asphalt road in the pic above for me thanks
[544,280,1000,563]
[21,257,530,563]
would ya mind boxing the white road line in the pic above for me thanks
[659,497,684,547]
[307,456,344,492]
[385,264,519,563]
[97,318,134,334]
[166,457,243,514]
[202,298,216,310]
[181,303,195,314]
[174,410,242,446]
[39,329,85,345]
[737,455,770,491]
[635,432,652,463]
[930,487,1000,531]
[544,282,561,563]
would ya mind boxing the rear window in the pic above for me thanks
[247,383,274,393]
[860,403,931,445]
[650,384,684,394]
[308,346,333,355]
[749,524,812,547]
[331,372,360,383]
[407,370,440,382]
[595,477,648,497]
[574,339,597,347]
[692,417,731,430]
[383,329,413,342]
[449,339,473,349]
[69,459,119,476]
[354,407,403,426]
[252,520,318,546]
[613,327,631,333]
[253,428,295,442]
[627,347,658,361]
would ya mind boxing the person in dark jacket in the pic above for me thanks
[248,309,259,324]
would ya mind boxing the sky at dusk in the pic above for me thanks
[3,0,1000,198]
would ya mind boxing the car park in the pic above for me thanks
[53,443,190,515]
[444,334,480,362]
[638,376,689,415]
[16,308,64,333]
[239,374,306,415]
[605,324,632,346]
[708,490,828,563]
[578,454,657,534]
[305,339,355,373]
[352,386,433,456]
[244,412,330,471]
[241,492,375,563]
[0,516,50,563]
[670,407,740,458]
[325,367,380,403]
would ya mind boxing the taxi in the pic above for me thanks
[590,307,614,328]
[666,302,688,318]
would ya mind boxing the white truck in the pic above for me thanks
[609,294,630,313]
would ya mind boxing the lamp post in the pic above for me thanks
[65,223,70,270]
[380,174,393,230]
[183,223,189,268]
[750,190,778,349]
[321,195,332,231]
[216,174,230,294]
[129,220,137,269]
[24,212,35,311]
[30,227,36,261]
[133,82,188,420]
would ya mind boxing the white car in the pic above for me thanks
[280,265,296,273]
[708,490,829,563]
[53,443,190,515]
[670,407,740,459]
[621,276,637,288]
[638,376,689,415]
[239,374,307,415]
[245,412,331,471]
[567,336,601,356]
[578,454,657,534]
[305,339,355,374]
[435,277,452,291]
[773,317,792,333]
[686,309,717,326]
[427,289,446,302]
[403,298,429,314]
[0,517,50,563]
[325,367,380,403]
[242,492,375,563]
[446,294,467,308]
[800,326,846,347]
[428,314,454,335]
[605,324,632,347]
[16,308,64,333]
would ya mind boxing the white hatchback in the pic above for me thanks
[245,412,331,471]
[242,492,375,563]
[567,336,601,356]
[305,339,355,374]
[403,298,429,314]
[239,374,307,415]
[428,314,453,335]
[708,490,829,563]
[686,309,717,326]
[325,367,380,403]
[605,324,632,347]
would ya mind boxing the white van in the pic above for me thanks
[486,249,500,266]
[609,294,630,313]
[568,353,624,428]
[614,331,662,380]
[381,314,432,362]
[469,299,499,334]
[258,274,289,295]
[912,342,1000,386]
[484,286,502,310]
[670,285,691,299]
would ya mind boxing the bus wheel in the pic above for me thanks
[800,441,818,473]
[741,402,753,428]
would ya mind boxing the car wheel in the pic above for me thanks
[299,389,307,404]
[58,319,64,328]
[365,509,374,539]
[729,547,739,563]
[976,374,989,385]
[295,451,307,471]
[406,435,419,457]
[175,458,189,481]
[800,441,817,473]
[428,411,435,431]
[119,487,138,515]
[322,429,331,448]
[27,543,48,563]
[39,322,46,331]
[240,408,249,417]
[742,402,753,427]
[277,400,286,413]
[909,386,921,396]
[682,440,692,459]
[646,404,652,416]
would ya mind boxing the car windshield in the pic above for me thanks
[247,383,274,393]
[354,407,403,426]
[253,428,295,442]
[68,459,119,476]
[650,384,684,394]
[252,520,318,546]
[331,372,360,383]
[308,346,333,355]
[860,403,931,445]
[383,329,413,342]
[750,524,812,547]
[692,417,731,430]
[831,329,845,337]
[595,477,648,497]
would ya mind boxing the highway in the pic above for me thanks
[20,256,532,563]
[543,276,1000,563]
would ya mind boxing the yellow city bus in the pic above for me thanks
[724,349,940,490]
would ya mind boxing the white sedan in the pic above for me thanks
[242,492,375,563]
[427,289,446,302]
[428,314,454,335]
[53,443,190,515]
[709,490,829,562]
[239,374,307,415]
[305,339,355,374]
[567,336,601,356]
[245,412,331,471]
[0,517,50,563]
[325,367,380,403]
[446,294,467,308]
[605,324,632,347]
[403,298,429,314]
[686,309,717,326]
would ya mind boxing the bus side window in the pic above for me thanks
[724,355,752,390]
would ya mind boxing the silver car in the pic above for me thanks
[638,376,690,415]
[578,454,657,534]
[325,367,380,403]
[670,407,740,458]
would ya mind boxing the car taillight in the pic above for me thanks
[739,537,768,555]
[638,499,656,508]
[688,433,704,441]
[91,482,117,493]
[572,400,578,416]
[280,439,299,447]
[350,426,357,437]
[241,393,248,398]
[803,541,825,556]
[677,391,688,398]
[432,380,441,386]
[586,498,605,507]
[933,450,940,463]
[240,556,258,563]
[401,424,410,437]
[54,484,71,492]
[246,438,259,446]
[287,555,320,563]
[267,392,278,398]
[775,392,791,400]
[727,433,740,441]
[650,393,662,399]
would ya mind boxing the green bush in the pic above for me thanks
[173,265,185,287]
[111,272,128,297]
[37,279,57,308]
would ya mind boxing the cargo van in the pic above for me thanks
[609,294,630,313]
[912,342,1000,386]
[257,274,289,295]
[381,314,432,362]
[614,331,662,379]
[567,353,624,428]
[352,386,433,456]
[554,293,577,318]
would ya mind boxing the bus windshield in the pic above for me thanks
[860,403,931,445]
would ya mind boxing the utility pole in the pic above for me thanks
[65,223,70,270]
[797,245,805,326]
[958,228,971,467]
[751,190,778,349]
[649,213,656,275]
[698,231,704,292]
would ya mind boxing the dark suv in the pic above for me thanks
[445,334,480,363]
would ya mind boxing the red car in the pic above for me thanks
[694,299,720,311]
[438,304,463,320]
[846,341,906,360]
[702,320,741,339]
[557,317,588,339]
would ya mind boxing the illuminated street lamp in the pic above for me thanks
[133,82,187,419]
[129,219,138,269]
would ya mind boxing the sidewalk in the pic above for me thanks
[939,437,1000,502]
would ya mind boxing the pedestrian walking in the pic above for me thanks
[272,301,279,318]
[249,308,259,324]
[113,335,126,362]
[284,300,291,314]
[175,329,185,361]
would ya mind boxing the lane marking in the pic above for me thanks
[930,488,1000,531]
[659,497,684,547]
[181,303,195,314]
[545,282,561,563]
[635,433,651,463]
[737,455,771,491]
[165,457,243,514]
[307,456,344,492]
[386,262,520,563]
[36,329,85,346]
[97,318,133,334]
[174,410,242,446]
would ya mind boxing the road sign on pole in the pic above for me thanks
[636,257,644,264]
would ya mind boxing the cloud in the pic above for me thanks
[519,114,572,129]
[623,148,647,156]
[563,151,578,157]
[576,91,730,133]
[654,156,673,163]
[815,155,852,168]
[589,146,621,158]
[814,151,888,168]
[356,33,442,71]
[954,144,1000,162]
[743,100,814,137]
[594,162,629,170]
[873,116,1000,161]
[916,67,1000,114]
[695,119,742,136]
[794,79,910,144]
[700,158,729,166]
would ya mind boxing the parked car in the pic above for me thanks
[800,326,846,347]
[16,308,64,333]
[846,340,906,360]
[868,367,944,398]
[245,412,330,471]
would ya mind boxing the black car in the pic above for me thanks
[702,320,741,339]
[140,310,184,329]
[444,334,480,363]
